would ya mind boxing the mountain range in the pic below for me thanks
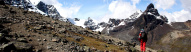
[75,3,191,52]
[0,0,191,52]
[0,0,142,52]
[3,0,65,21]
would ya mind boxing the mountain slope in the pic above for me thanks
[0,2,143,52]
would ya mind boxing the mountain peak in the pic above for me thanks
[146,3,154,9]
[144,3,160,16]
[37,1,62,19]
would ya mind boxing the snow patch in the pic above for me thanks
[156,16,162,19]
[136,10,142,18]
[148,12,153,15]
[68,18,86,28]
[95,26,104,31]
[74,19,86,28]
[130,10,142,19]
[107,27,110,34]
[118,21,125,26]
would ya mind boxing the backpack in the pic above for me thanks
[139,32,146,39]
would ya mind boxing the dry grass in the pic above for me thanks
[63,31,127,52]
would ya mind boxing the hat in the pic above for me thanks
[140,29,144,32]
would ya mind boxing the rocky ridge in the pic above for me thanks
[3,0,63,20]
[82,10,142,32]
[37,1,62,19]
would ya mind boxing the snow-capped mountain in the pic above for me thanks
[37,1,62,19]
[75,10,143,32]
[93,10,142,32]
[101,3,171,49]
[3,0,64,20]
[83,17,100,30]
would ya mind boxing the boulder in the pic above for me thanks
[51,38,61,43]
[13,42,33,51]
[0,42,15,52]
[105,44,109,48]
[17,38,28,43]
[62,39,68,44]
[47,46,52,49]
[107,39,114,44]
[76,46,84,52]
[58,28,66,33]
[43,39,47,41]
[83,46,90,52]
[117,41,123,46]
[34,25,42,30]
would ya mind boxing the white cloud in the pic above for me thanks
[161,9,191,22]
[153,0,175,10]
[159,0,191,23]
[30,0,81,18]
[101,0,138,22]
[131,0,140,5]
[180,0,191,13]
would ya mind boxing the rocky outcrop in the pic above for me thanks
[185,20,191,29]
[84,17,99,30]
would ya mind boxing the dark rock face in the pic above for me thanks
[74,18,80,21]
[108,19,122,26]
[144,3,160,16]
[37,1,47,13]
[146,3,154,10]
[37,1,62,19]
[98,22,107,27]
[84,17,99,30]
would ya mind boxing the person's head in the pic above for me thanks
[140,29,144,33]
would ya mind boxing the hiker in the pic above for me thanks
[138,29,147,52]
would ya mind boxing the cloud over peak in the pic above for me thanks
[153,0,175,10]
[159,0,191,22]
[101,0,139,22]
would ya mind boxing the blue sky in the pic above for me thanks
[31,0,191,22]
